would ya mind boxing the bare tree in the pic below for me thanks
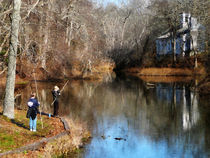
[3,0,21,119]
[0,0,208,81]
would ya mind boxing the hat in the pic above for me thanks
[54,86,59,91]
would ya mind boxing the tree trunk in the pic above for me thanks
[3,0,21,119]
[173,36,176,63]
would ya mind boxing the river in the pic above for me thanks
[1,76,210,158]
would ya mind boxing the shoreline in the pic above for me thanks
[0,108,91,157]
[1,66,209,96]
[122,67,210,94]
[0,66,206,85]
[122,67,206,77]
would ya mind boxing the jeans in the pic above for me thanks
[29,116,37,131]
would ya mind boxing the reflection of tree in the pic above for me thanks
[58,80,101,128]
[154,82,200,132]
[80,78,206,157]
[134,80,203,155]
[40,89,49,112]
[199,96,210,155]
[13,82,58,112]
[182,85,200,131]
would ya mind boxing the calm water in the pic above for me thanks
[0,77,210,158]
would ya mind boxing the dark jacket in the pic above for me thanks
[52,90,60,102]
[27,98,40,120]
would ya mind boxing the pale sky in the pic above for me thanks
[92,0,128,7]
[103,0,126,5]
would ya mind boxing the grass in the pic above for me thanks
[0,108,90,157]
[53,147,84,158]
[81,137,90,143]
[0,108,64,153]
[0,133,15,150]
[15,81,29,85]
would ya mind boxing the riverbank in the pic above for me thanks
[198,76,210,95]
[0,107,91,157]
[0,74,29,87]
[122,67,206,76]
[122,67,210,94]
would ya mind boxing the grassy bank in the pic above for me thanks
[0,107,91,157]
[123,67,206,76]
[123,66,210,94]
[0,108,64,153]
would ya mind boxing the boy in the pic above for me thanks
[52,86,60,116]
[27,92,40,132]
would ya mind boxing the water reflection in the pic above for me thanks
[77,78,209,158]
[156,83,200,131]
[0,77,209,158]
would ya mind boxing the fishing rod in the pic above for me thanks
[33,68,44,129]
[50,80,69,106]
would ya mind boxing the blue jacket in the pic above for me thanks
[27,97,40,120]
[28,98,40,108]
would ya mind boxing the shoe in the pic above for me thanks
[33,129,36,132]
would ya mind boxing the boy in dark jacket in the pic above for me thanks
[52,86,60,116]
[27,92,40,132]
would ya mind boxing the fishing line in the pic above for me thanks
[33,68,44,129]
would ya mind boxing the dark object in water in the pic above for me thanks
[79,144,84,148]
[114,137,126,141]
[101,135,106,139]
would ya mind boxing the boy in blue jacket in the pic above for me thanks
[27,92,40,132]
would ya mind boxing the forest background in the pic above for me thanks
[0,0,209,81]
